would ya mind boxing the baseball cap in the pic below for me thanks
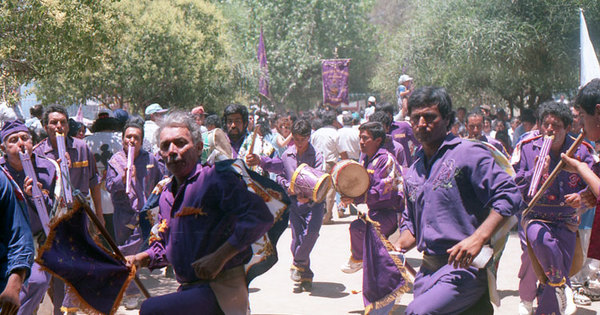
[145,103,168,116]
[398,74,413,84]
[368,96,376,103]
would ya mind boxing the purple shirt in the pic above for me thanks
[513,134,595,224]
[402,134,522,256]
[144,163,273,284]
[0,154,56,235]
[381,135,406,167]
[390,121,419,166]
[478,134,508,158]
[33,136,99,195]
[354,147,404,211]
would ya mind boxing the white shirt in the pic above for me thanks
[85,131,123,214]
[144,120,160,153]
[337,126,360,160]
[311,125,339,169]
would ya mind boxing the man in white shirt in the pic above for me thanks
[337,113,360,161]
[143,103,168,153]
[311,110,339,224]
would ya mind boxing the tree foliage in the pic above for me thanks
[372,0,600,112]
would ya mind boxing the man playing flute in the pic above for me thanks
[513,101,595,315]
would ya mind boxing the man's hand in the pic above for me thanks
[447,233,485,269]
[564,193,582,209]
[22,177,42,197]
[123,165,136,185]
[191,252,228,280]
[0,270,26,315]
[581,188,596,208]
[561,153,585,173]
[534,155,551,176]
[125,252,149,269]
[245,154,261,167]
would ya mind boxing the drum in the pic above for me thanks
[331,160,369,198]
[290,163,332,203]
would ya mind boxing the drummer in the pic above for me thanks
[246,119,324,291]
[339,121,404,274]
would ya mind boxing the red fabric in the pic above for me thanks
[589,198,600,260]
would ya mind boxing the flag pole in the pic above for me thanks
[74,192,151,298]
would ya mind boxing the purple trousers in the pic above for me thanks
[518,217,538,302]
[406,262,487,315]
[349,209,398,261]
[289,200,325,280]
[18,262,51,315]
[527,221,576,315]
[140,283,223,315]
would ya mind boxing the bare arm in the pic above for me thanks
[562,153,600,197]
[89,184,105,226]
[394,229,417,253]
[0,268,27,315]
[276,133,292,148]
[191,242,240,280]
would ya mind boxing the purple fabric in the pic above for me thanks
[321,59,350,108]
[260,144,324,278]
[36,204,134,315]
[140,283,222,315]
[18,262,50,315]
[380,135,406,167]
[517,214,538,302]
[350,209,397,261]
[0,154,56,235]
[33,136,99,195]
[479,134,508,157]
[257,27,270,99]
[389,121,419,166]
[362,219,408,311]
[0,120,29,143]
[353,147,404,211]
[144,163,273,284]
[402,133,522,256]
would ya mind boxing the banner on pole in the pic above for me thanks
[258,27,271,100]
[322,59,350,108]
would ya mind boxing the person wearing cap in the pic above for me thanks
[144,103,168,154]
[191,106,208,134]
[33,105,103,314]
[397,74,413,119]
[0,120,57,315]
[364,96,376,121]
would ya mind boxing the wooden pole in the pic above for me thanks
[74,192,151,298]
[247,96,263,155]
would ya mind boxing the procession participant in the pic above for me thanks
[339,121,403,274]
[513,100,594,315]
[465,111,509,157]
[238,117,275,175]
[223,104,250,158]
[394,86,522,314]
[33,104,103,314]
[125,111,273,315]
[376,102,419,166]
[246,119,324,290]
[105,120,164,309]
[369,111,407,167]
[143,103,168,154]
[191,105,208,134]
[0,170,34,315]
[0,120,57,315]
[310,110,339,224]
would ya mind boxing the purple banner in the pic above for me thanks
[322,59,350,108]
[258,27,270,99]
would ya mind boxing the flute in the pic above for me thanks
[56,132,73,205]
[125,145,134,194]
[527,135,554,197]
[19,149,51,236]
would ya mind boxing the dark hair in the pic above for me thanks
[223,104,249,125]
[122,120,145,140]
[576,78,600,115]
[321,110,336,126]
[359,122,386,146]
[256,117,271,136]
[292,119,312,137]
[408,86,455,129]
[42,104,69,126]
[495,130,513,155]
[91,117,121,132]
[466,110,483,122]
[67,119,84,137]
[205,114,221,128]
[369,111,392,129]
[311,118,323,131]
[30,104,44,119]
[537,101,572,127]
[375,103,395,117]
[520,108,536,124]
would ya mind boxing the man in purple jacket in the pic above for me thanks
[466,111,509,157]
[246,119,324,291]
[126,111,272,315]
[395,86,522,314]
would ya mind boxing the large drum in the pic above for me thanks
[331,160,369,198]
[290,163,332,203]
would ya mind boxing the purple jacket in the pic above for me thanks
[402,134,522,256]
[390,121,419,166]
[513,134,595,224]
[381,135,406,167]
[33,136,99,195]
[354,147,404,212]
[144,163,273,284]
[478,134,508,158]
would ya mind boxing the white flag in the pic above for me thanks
[581,8,600,87]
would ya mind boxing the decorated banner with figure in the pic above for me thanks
[258,27,271,100]
[322,59,350,108]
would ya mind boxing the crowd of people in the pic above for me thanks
[1,78,600,315]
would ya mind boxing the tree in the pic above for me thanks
[371,0,600,113]
[37,0,233,114]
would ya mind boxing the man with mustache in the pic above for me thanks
[394,86,522,314]
[125,111,273,314]
[223,104,250,158]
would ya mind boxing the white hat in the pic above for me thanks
[398,74,413,84]
[368,96,376,103]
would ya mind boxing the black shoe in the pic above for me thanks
[300,280,312,291]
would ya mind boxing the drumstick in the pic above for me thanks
[522,133,585,218]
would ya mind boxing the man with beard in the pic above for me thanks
[394,86,522,314]
[223,104,250,158]
[125,111,272,314]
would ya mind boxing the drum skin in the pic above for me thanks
[331,160,369,198]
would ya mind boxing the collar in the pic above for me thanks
[287,144,315,158]
[170,162,203,193]
[363,147,389,165]
[414,133,461,162]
